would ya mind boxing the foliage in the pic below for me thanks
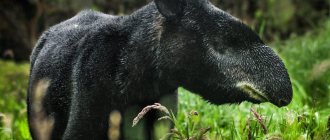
[1,0,329,61]
[253,0,330,40]
[276,21,330,107]
[0,61,30,139]
[209,0,330,40]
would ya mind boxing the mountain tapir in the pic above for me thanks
[28,0,293,139]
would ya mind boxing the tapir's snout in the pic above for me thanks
[235,46,293,107]
[261,48,293,107]
[267,77,293,107]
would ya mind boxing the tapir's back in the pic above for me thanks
[30,10,118,66]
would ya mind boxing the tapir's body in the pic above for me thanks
[28,0,292,140]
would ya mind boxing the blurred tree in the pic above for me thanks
[0,0,42,61]
[94,0,151,15]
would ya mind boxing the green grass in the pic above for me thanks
[0,61,30,140]
[176,87,329,139]
[1,21,330,139]
[275,22,330,108]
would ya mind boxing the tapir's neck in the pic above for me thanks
[113,2,175,103]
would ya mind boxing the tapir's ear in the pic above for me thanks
[154,0,185,19]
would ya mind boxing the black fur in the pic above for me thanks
[28,0,292,139]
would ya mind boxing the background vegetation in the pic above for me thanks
[1,0,329,61]
[0,0,329,139]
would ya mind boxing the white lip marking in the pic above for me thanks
[236,82,269,102]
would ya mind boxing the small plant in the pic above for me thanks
[132,103,211,140]
[250,107,268,135]
[245,107,269,140]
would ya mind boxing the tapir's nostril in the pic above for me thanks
[278,99,290,107]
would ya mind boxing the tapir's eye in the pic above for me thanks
[210,40,226,54]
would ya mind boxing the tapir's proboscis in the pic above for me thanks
[28,0,293,139]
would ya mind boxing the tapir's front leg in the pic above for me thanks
[158,90,178,116]
[62,80,111,140]
[121,91,178,140]
[147,92,180,140]
[148,91,178,140]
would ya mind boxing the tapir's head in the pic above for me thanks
[154,0,292,107]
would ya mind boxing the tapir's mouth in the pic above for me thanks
[236,82,269,102]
